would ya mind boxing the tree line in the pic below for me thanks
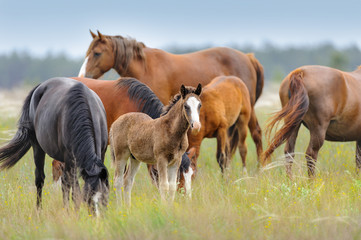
[0,43,360,88]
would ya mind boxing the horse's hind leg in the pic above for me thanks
[248,109,263,166]
[113,152,129,204]
[33,145,45,208]
[123,156,141,207]
[284,124,301,178]
[355,141,361,174]
[216,126,230,175]
[305,123,328,178]
[237,120,248,175]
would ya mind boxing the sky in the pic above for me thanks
[1,0,361,58]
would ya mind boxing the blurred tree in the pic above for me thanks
[329,51,349,71]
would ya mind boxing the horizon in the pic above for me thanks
[1,0,360,59]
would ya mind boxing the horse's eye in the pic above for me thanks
[184,105,190,110]
[198,104,202,108]
[94,52,101,57]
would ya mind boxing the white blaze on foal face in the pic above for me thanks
[78,56,89,77]
[185,96,201,133]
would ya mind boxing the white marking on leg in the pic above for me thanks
[54,176,62,188]
[92,191,102,217]
[183,167,193,198]
[78,56,89,77]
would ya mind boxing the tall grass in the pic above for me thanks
[0,91,360,239]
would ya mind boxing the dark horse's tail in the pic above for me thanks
[247,53,264,102]
[263,70,309,162]
[0,85,39,170]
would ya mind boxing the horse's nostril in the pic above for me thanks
[191,123,194,128]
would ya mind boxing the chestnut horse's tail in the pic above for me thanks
[263,70,309,162]
[247,53,264,101]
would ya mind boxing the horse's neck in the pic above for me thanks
[162,101,189,136]
[123,48,171,79]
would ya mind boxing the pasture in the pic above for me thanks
[0,86,360,239]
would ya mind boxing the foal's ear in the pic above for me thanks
[181,84,187,99]
[194,83,202,96]
[97,30,104,41]
[90,30,97,39]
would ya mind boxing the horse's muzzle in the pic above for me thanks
[191,122,201,135]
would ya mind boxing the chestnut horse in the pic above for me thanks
[110,84,202,204]
[186,76,251,175]
[263,65,361,177]
[79,30,265,166]
[51,77,192,191]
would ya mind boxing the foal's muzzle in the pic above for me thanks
[191,122,201,135]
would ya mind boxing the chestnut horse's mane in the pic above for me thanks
[161,86,197,116]
[88,35,146,75]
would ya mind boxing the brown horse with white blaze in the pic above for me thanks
[79,30,265,166]
[264,65,361,177]
[186,76,251,175]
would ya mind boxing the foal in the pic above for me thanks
[109,84,202,204]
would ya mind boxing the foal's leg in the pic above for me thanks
[248,109,263,166]
[113,152,129,203]
[284,124,301,179]
[355,141,361,174]
[123,156,141,207]
[305,124,328,178]
[168,160,181,202]
[216,126,230,175]
[157,158,169,202]
[33,145,46,208]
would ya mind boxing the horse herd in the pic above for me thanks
[1,30,361,216]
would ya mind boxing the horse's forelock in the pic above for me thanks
[161,86,198,116]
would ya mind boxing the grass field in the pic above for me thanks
[0,86,361,239]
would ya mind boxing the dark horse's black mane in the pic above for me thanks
[116,77,164,119]
[66,83,107,181]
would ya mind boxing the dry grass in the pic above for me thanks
[0,86,360,239]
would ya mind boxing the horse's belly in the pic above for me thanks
[325,121,361,141]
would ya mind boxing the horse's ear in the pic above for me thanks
[97,30,104,41]
[181,85,187,99]
[195,83,202,96]
[90,30,97,39]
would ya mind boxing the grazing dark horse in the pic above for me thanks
[51,77,193,192]
[264,65,361,177]
[79,30,265,166]
[0,78,109,215]
[185,76,251,175]
[110,84,202,204]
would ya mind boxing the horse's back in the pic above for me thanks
[31,78,107,160]
[201,76,250,132]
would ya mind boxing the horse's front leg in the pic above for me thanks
[168,160,181,202]
[157,158,169,203]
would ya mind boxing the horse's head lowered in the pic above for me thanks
[181,84,202,135]
[79,30,145,79]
